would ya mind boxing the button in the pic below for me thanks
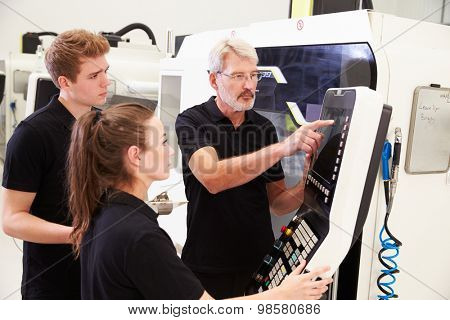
[332,174,336,180]
[325,189,329,196]
[341,133,346,139]
[340,141,344,147]
[345,116,349,122]
[264,255,274,266]
[343,124,348,131]
[285,228,293,237]
[336,158,340,164]
[325,197,328,204]
[299,234,308,248]
[302,222,314,237]
[293,235,301,247]
[338,149,342,156]
[302,231,308,248]
[274,240,283,250]
[334,166,338,172]
[281,226,286,233]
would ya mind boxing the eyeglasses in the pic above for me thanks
[217,71,263,83]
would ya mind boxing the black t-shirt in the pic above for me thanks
[81,190,204,300]
[175,96,285,273]
[2,95,80,299]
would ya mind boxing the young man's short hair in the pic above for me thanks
[45,29,110,87]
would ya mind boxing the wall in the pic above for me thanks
[372,0,447,23]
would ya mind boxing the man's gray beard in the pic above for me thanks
[218,83,255,112]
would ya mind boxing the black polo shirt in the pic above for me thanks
[81,190,204,300]
[175,96,284,274]
[2,95,80,299]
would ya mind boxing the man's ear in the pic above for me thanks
[209,72,218,91]
[57,75,71,90]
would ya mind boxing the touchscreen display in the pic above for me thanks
[312,90,355,186]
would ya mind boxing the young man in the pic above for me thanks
[175,38,334,299]
[1,29,110,299]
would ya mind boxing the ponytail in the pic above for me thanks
[67,104,154,257]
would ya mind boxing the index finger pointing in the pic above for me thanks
[307,120,334,131]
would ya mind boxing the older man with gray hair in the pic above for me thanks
[175,38,333,299]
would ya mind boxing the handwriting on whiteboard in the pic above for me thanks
[418,104,440,125]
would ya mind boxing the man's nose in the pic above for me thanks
[101,73,111,87]
[243,76,256,90]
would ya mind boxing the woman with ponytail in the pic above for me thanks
[68,103,332,300]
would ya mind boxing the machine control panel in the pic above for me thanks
[246,88,390,295]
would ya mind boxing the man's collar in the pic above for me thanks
[205,96,256,124]
[49,94,76,130]
[205,96,227,122]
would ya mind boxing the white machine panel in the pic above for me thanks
[246,87,391,293]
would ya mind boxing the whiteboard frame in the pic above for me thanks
[405,85,450,174]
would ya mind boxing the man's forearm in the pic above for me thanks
[270,181,305,215]
[210,143,284,193]
[3,211,72,244]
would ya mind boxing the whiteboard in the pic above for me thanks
[405,86,450,174]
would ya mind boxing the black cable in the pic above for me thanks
[114,23,157,46]
[35,31,58,37]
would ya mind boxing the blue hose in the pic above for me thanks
[377,225,400,299]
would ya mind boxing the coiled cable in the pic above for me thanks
[377,129,402,300]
